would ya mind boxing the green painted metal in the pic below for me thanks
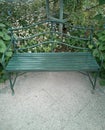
[8,72,17,95]
[46,0,50,19]
[6,52,99,72]
[87,72,99,90]
[1,20,100,94]
[59,0,64,33]
[8,20,93,52]
[45,0,67,26]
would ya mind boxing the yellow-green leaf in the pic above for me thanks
[6,51,12,57]
[3,33,11,41]
[0,23,6,28]
[0,40,6,53]
[0,31,3,38]
[88,44,93,49]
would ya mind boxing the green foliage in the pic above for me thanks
[0,1,46,27]
[0,23,11,54]
[99,0,105,5]
[94,30,105,61]
[92,29,105,86]
[0,23,12,83]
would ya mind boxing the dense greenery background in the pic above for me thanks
[0,0,105,85]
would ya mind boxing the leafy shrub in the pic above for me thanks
[0,1,46,27]
[0,23,12,82]
[93,29,105,85]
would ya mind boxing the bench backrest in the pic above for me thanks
[9,20,94,53]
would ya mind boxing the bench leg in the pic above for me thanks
[8,73,18,95]
[87,71,99,93]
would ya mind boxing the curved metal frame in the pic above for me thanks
[1,20,100,95]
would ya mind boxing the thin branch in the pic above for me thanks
[84,4,100,11]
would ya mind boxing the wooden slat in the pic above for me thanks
[6,52,99,72]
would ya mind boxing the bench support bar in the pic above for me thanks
[79,70,99,93]
[8,73,18,95]
[87,71,99,93]
[8,71,99,95]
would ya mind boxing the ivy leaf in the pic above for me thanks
[0,23,6,28]
[0,40,6,53]
[99,45,105,51]
[88,44,93,49]
[99,35,105,42]
[93,49,99,57]
[0,31,3,38]
[102,30,105,35]
[3,32,11,41]
[6,51,12,57]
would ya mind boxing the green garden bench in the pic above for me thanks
[2,20,100,94]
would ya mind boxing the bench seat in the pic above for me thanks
[6,52,99,72]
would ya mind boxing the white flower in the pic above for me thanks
[28,50,31,53]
